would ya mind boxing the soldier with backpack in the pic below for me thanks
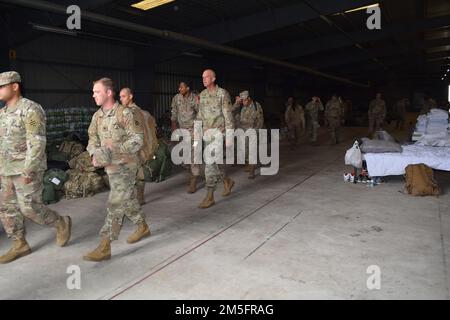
[120,87,158,205]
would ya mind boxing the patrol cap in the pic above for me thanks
[93,147,112,167]
[0,71,21,86]
[239,90,250,100]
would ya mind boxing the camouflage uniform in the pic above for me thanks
[0,97,61,240]
[368,98,386,133]
[171,92,200,177]
[231,102,242,129]
[87,102,145,241]
[325,97,343,144]
[196,86,234,191]
[285,103,305,145]
[304,100,324,142]
[239,101,264,163]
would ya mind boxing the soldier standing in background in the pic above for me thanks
[84,78,150,262]
[120,87,158,205]
[196,69,235,209]
[0,71,72,264]
[368,93,387,135]
[171,81,201,194]
[285,97,305,149]
[304,96,324,145]
[325,94,344,145]
[236,90,264,179]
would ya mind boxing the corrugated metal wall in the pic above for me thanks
[14,34,134,109]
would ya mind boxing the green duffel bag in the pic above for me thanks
[143,140,172,182]
[43,184,57,205]
[43,169,68,192]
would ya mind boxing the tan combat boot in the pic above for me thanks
[55,216,72,247]
[127,221,151,244]
[137,184,145,206]
[187,176,198,194]
[0,238,32,264]
[248,165,256,180]
[222,177,235,197]
[198,190,215,209]
[83,238,111,262]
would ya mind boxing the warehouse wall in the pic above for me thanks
[151,56,269,121]
[12,34,135,109]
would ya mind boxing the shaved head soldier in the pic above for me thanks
[120,87,158,205]
[196,69,235,209]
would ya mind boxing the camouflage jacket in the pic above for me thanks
[285,103,304,126]
[305,101,324,121]
[196,85,234,132]
[87,102,143,168]
[171,92,198,129]
[239,101,264,130]
[0,97,47,176]
[325,98,343,119]
[369,98,386,117]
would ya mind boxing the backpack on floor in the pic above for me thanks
[405,164,440,196]
[143,140,172,182]
[43,169,68,204]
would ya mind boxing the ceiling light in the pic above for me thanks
[30,22,77,36]
[345,3,379,14]
[131,0,175,11]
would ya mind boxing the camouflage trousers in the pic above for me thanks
[306,119,320,142]
[136,164,145,201]
[0,172,60,241]
[327,117,341,144]
[101,164,145,241]
[369,114,384,133]
[186,128,201,177]
[288,124,303,146]
[204,137,226,191]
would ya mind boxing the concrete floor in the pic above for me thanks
[0,127,449,300]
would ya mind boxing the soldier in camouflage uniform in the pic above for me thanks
[325,94,344,145]
[120,87,157,205]
[284,97,305,149]
[196,69,235,209]
[368,93,387,134]
[0,71,72,264]
[171,81,201,194]
[83,78,150,262]
[304,96,324,145]
[236,90,264,179]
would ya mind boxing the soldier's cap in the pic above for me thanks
[239,90,250,100]
[93,147,112,167]
[0,71,21,87]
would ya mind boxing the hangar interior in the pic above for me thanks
[0,0,449,299]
